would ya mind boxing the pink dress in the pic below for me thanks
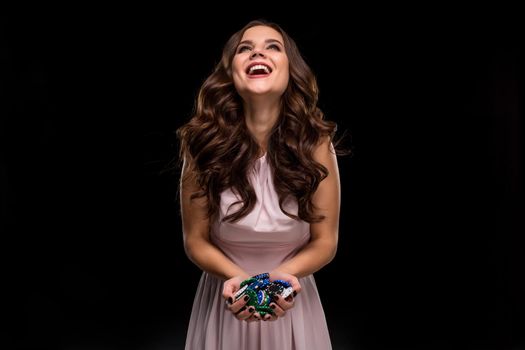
[184,152,333,350]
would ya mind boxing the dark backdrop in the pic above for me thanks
[3,6,524,350]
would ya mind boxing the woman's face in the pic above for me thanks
[232,25,289,100]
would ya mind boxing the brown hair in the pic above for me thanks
[175,19,351,224]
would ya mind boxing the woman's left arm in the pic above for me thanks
[271,135,341,280]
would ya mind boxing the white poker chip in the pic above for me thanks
[281,287,293,299]
[234,284,248,301]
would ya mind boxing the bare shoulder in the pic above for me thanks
[180,154,199,187]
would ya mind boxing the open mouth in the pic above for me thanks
[246,63,273,76]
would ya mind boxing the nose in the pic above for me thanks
[250,49,265,59]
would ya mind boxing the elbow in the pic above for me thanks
[327,240,338,264]
[183,236,204,263]
[314,236,338,265]
[324,236,338,265]
[183,240,194,261]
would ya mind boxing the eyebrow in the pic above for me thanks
[238,39,284,47]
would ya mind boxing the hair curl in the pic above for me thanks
[175,19,351,224]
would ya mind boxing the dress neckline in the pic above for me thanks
[257,152,267,160]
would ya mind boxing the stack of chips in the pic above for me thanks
[233,273,294,317]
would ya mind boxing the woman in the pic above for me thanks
[176,19,347,350]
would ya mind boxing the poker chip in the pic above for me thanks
[234,284,248,301]
[266,282,284,295]
[281,286,293,299]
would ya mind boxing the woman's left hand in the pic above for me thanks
[258,270,301,321]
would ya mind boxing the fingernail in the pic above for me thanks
[244,295,250,301]
[272,295,279,301]
[285,295,292,302]
[248,307,254,312]
[228,297,233,304]
[239,306,246,312]
[270,304,276,309]
[293,291,297,297]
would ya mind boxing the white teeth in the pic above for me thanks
[248,64,270,74]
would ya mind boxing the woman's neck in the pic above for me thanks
[243,100,280,154]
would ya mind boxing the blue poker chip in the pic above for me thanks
[260,279,270,288]
[274,279,291,288]
[257,290,271,305]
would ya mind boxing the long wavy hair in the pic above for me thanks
[175,19,350,224]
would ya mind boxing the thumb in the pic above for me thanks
[222,282,235,301]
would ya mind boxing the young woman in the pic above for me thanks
[176,19,346,350]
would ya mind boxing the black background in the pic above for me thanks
[3,6,524,350]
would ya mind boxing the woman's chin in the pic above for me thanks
[248,90,272,96]
[244,86,282,97]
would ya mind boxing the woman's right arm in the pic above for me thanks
[180,155,249,281]
[181,155,260,321]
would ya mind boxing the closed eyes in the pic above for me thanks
[237,45,251,53]
[236,44,282,53]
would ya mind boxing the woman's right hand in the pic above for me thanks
[223,275,258,322]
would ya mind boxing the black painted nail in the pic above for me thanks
[248,307,254,312]
[270,304,276,309]
[244,295,250,301]
[239,306,247,312]
[228,297,233,304]
[293,291,297,297]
